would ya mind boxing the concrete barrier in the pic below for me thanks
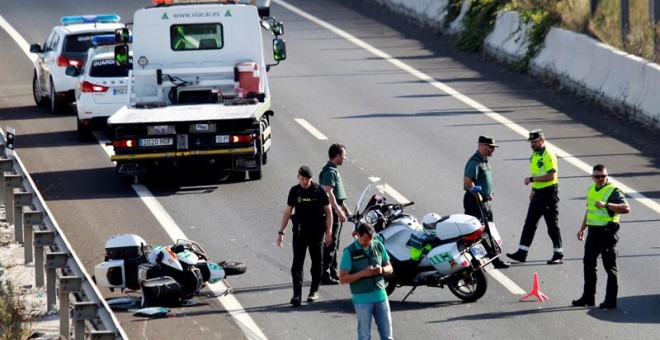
[484,10,530,62]
[600,49,649,108]
[373,0,448,30]
[564,34,599,89]
[447,0,471,36]
[638,62,660,123]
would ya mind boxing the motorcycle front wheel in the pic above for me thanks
[447,268,488,302]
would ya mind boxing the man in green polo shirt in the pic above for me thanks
[320,143,350,284]
[572,164,629,309]
[339,222,393,340]
[507,129,564,265]
[463,135,510,269]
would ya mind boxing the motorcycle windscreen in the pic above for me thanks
[419,243,471,275]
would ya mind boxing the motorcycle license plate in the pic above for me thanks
[470,244,488,259]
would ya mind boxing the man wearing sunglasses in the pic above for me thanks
[572,164,629,309]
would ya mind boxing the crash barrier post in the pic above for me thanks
[0,128,128,339]
[24,210,44,267]
[74,302,98,340]
[34,230,55,286]
[13,191,34,262]
[4,172,22,232]
[59,276,82,339]
[46,252,68,311]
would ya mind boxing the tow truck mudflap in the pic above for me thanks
[110,147,255,161]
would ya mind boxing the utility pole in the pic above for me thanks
[621,0,630,47]
[591,0,600,15]
[652,0,660,62]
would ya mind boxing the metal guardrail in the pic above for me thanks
[0,127,127,340]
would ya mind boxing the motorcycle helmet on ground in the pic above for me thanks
[421,213,442,236]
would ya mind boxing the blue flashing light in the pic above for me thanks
[60,14,121,25]
[92,34,130,46]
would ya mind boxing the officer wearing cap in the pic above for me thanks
[507,129,565,265]
[277,166,333,306]
[463,136,510,268]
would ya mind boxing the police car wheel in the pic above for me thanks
[33,71,47,107]
[49,78,60,113]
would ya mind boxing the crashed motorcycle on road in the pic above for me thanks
[351,182,503,302]
[93,234,246,307]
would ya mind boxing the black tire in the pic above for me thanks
[33,71,47,107]
[49,78,60,113]
[248,169,262,180]
[447,268,488,302]
[219,261,247,276]
[77,119,92,141]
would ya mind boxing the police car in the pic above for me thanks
[29,14,124,113]
[66,37,131,140]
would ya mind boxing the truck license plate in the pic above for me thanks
[139,138,173,147]
[469,244,488,259]
[216,135,229,143]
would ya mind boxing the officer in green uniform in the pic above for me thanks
[572,164,629,309]
[319,143,350,284]
[463,135,510,268]
[339,223,393,340]
[508,129,565,265]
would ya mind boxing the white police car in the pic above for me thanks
[67,41,131,140]
[29,14,124,113]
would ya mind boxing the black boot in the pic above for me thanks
[571,296,595,307]
[506,250,528,263]
[290,294,301,307]
[547,252,564,265]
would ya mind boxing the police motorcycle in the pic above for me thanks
[350,182,503,302]
[93,234,246,307]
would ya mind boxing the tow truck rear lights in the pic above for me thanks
[81,81,109,93]
[113,139,137,149]
[230,134,253,143]
[60,14,121,25]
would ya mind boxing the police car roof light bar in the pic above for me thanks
[60,14,121,25]
[152,0,247,4]
[92,34,132,46]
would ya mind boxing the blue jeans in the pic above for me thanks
[354,299,392,340]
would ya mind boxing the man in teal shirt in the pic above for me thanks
[339,223,393,340]
[320,143,350,284]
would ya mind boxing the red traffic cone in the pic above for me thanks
[519,272,548,302]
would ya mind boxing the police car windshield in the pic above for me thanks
[89,58,129,77]
[64,32,116,53]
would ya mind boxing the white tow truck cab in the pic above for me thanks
[108,0,286,184]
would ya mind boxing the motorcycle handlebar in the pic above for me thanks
[402,201,415,208]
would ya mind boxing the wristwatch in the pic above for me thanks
[605,203,610,209]
[529,177,534,182]
[278,231,285,235]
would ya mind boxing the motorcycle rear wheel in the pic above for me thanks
[385,276,396,296]
[447,268,488,302]
[219,261,247,276]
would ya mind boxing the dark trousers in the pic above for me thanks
[322,208,342,278]
[464,192,499,255]
[291,232,323,296]
[519,185,562,251]
[582,226,619,303]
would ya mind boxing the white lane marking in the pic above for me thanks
[0,14,37,62]
[376,183,410,205]
[274,0,660,216]
[94,133,267,340]
[488,269,527,295]
[294,118,328,140]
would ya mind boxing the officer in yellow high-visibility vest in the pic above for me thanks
[507,129,564,265]
[572,164,629,309]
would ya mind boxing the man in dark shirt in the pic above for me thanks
[277,166,333,306]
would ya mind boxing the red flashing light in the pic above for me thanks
[81,81,109,93]
[230,134,253,143]
[113,139,137,148]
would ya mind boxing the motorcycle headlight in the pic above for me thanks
[365,210,380,224]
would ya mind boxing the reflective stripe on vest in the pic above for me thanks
[348,241,385,294]
[530,149,558,189]
[586,183,618,226]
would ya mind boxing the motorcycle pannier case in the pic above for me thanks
[141,276,182,307]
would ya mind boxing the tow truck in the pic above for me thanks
[108,0,286,184]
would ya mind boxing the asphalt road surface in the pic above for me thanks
[1,0,659,339]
